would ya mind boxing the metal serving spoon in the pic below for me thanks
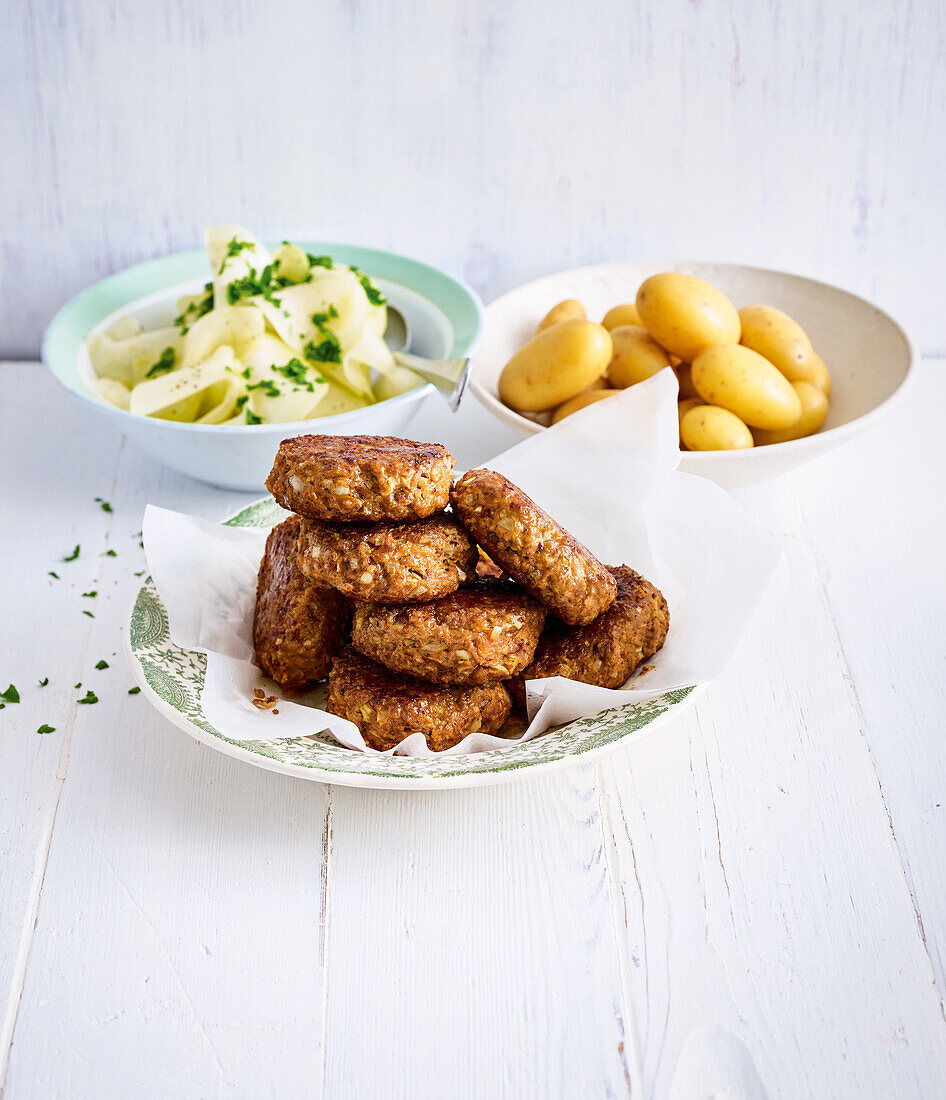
[383,305,471,413]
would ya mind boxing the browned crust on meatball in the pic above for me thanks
[296,514,478,603]
[252,516,351,693]
[451,468,617,625]
[350,578,546,685]
[266,435,454,522]
[326,647,512,751]
[508,566,669,706]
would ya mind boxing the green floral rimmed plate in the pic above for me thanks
[126,498,700,789]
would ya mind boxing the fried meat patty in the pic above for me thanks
[451,468,616,626]
[508,566,669,705]
[253,515,351,693]
[266,435,453,522]
[326,647,512,751]
[350,578,546,685]
[296,513,477,603]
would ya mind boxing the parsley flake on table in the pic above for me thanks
[82,591,97,598]
[77,690,98,705]
[48,571,60,579]
[134,570,145,577]
[128,687,141,695]
[37,724,55,734]
[95,660,109,670]
[145,346,176,379]
[63,545,80,562]
[82,611,95,618]
[0,685,20,704]
[38,677,49,687]
[75,682,81,689]
[95,497,114,513]
[106,549,117,557]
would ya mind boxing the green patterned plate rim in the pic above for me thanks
[126,497,701,789]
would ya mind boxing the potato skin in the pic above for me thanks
[806,352,832,396]
[753,381,829,445]
[677,396,705,422]
[537,299,586,332]
[737,304,815,377]
[551,389,621,423]
[636,273,740,361]
[602,303,642,330]
[691,344,802,430]
[680,405,754,450]
[498,319,612,412]
[674,362,700,400]
[606,326,671,388]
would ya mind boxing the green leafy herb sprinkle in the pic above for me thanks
[0,685,20,704]
[106,549,117,557]
[128,687,141,695]
[145,346,176,379]
[49,571,60,579]
[77,690,98,705]
[95,660,109,670]
[63,545,80,562]
[38,677,49,687]
[37,724,56,734]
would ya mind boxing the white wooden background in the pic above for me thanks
[1,360,945,1098]
[3,0,946,357]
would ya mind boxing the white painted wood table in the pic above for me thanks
[1,361,944,1098]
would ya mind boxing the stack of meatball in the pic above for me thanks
[253,435,669,752]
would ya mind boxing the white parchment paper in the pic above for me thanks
[142,370,782,756]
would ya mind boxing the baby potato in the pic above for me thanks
[537,299,586,332]
[607,325,672,388]
[636,273,740,361]
[752,381,829,445]
[602,303,642,330]
[691,344,802,430]
[551,389,621,423]
[680,405,754,450]
[807,352,832,396]
[677,396,705,422]
[674,362,700,400]
[498,319,612,412]
[737,303,815,377]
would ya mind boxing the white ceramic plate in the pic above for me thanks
[126,496,700,790]
[471,261,917,490]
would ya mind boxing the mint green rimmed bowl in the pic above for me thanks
[42,243,484,491]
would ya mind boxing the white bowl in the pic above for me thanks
[43,243,484,491]
[471,261,917,490]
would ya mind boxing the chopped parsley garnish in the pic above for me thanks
[307,254,333,270]
[271,358,324,392]
[75,682,82,689]
[246,409,263,425]
[304,337,341,364]
[218,237,255,274]
[82,611,95,618]
[63,545,80,562]
[95,660,109,670]
[246,379,281,397]
[82,591,97,598]
[77,690,98,705]
[95,497,113,513]
[37,724,56,734]
[312,305,339,325]
[350,265,386,306]
[0,685,20,704]
[226,264,282,308]
[106,549,117,557]
[145,346,176,379]
[134,570,145,577]
[128,687,141,695]
[38,677,49,687]
[174,284,213,333]
[235,394,249,411]
[48,571,59,579]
